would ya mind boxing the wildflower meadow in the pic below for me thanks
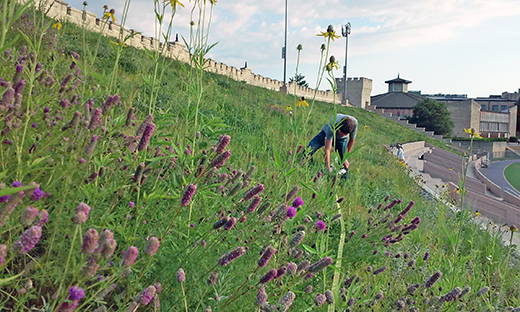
[1,0,520,311]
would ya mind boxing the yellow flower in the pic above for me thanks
[325,60,340,72]
[464,128,482,139]
[295,97,309,108]
[363,124,369,129]
[103,9,116,23]
[317,25,341,42]
[285,105,292,112]
[449,167,453,171]
[474,211,481,217]
[52,22,62,30]
[164,0,184,9]
[110,39,127,47]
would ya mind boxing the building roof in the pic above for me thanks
[371,92,425,108]
[384,75,412,84]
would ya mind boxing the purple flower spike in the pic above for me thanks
[138,122,155,152]
[14,226,42,254]
[123,246,139,266]
[83,135,99,158]
[246,196,262,214]
[423,251,430,261]
[176,268,186,282]
[256,287,268,307]
[140,286,156,306]
[308,257,333,273]
[68,286,85,301]
[144,237,160,256]
[34,210,49,226]
[20,206,39,226]
[292,197,304,208]
[243,183,265,201]
[258,246,276,267]
[210,150,231,169]
[73,202,91,224]
[259,269,277,284]
[181,184,197,206]
[287,206,297,218]
[88,108,102,130]
[0,244,7,266]
[316,220,326,231]
[215,134,231,154]
[314,294,326,306]
[218,247,246,266]
[373,266,387,275]
[82,228,99,254]
[129,201,135,208]
[224,217,236,231]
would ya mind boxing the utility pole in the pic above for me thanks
[341,22,351,105]
[282,0,288,93]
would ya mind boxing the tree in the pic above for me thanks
[410,99,454,136]
[289,73,309,88]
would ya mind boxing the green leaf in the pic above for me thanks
[301,244,317,255]
[0,185,37,197]
[272,146,282,169]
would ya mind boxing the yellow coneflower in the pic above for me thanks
[52,21,62,30]
[103,9,116,23]
[163,0,184,9]
[317,25,340,42]
[295,97,309,108]
[285,105,293,112]
[464,128,482,139]
[325,55,340,72]
[110,39,127,47]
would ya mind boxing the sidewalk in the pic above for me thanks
[402,143,520,247]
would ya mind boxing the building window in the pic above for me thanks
[501,105,508,110]
[492,105,498,111]
[481,105,486,110]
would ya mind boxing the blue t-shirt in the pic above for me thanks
[322,114,358,141]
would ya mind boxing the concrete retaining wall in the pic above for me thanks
[423,161,486,193]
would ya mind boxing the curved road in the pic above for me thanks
[479,160,520,198]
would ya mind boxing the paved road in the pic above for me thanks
[480,160,520,197]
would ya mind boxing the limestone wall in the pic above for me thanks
[335,77,373,108]
[24,0,337,103]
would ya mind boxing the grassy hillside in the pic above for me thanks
[0,3,519,311]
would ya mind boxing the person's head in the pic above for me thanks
[339,117,356,135]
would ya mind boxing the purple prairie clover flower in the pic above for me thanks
[256,287,268,307]
[129,201,135,208]
[399,201,415,216]
[101,95,115,114]
[246,195,262,214]
[297,260,310,272]
[100,238,117,259]
[78,158,85,164]
[207,271,218,287]
[373,266,387,275]
[411,217,421,225]
[61,74,73,89]
[0,189,23,227]
[154,282,162,293]
[259,269,277,284]
[30,188,44,201]
[423,251,430,261]
[60,98,71,108]
[289,231,305,249]
[122,246,139,266]
[213,216,229,229]
[361,233,367,239]
[304,273,313,280]
[292,197,304,208]
[144,237,160,256]
[140,286,156,306]
[81,255,100,278]
[31,122,38,128]
[243,183,265,201]
[276,266,287,279]
[287,262,297,275]
[0,194,9,203]
[84,135,99,158]
[308,257,333,273]
[210,150,231,170]
[1,87,15,106]
[127,302,138,312]
[73,202,91,224]
[215,134,231,154]
[425,271,442,288]
[181,184,197,206]
[258,246,276,267]
[314,294,326,306]
[0,244,7,265]
[285,185,300,203]
[137,122,155,152]
[279,291,295,310]
[176,268,186,282]
[13,64,23,84]
[20,206,39,226]
[316,220,326,231]
[57,301,78,311]
[218,247,246,266]
[224,217,237,231]
[82,228,99,254]
[476,286,490,297]
[98,229,113,247]
[34,210,49,226]
[14,225,42,254]
[286,206,297,219]
[325,291,335,304]
[12,181,23,188]
[88,108,102,130]
[297,144,304,153]
[384,251,390,256]
[136,114,154,137]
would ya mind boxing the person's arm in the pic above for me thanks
[324,138,332,172]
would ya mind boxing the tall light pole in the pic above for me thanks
[282,0,288,92]
[341,22,351,105]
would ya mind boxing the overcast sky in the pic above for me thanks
[81,0,520,98]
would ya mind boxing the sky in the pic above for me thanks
[80,0,520,98]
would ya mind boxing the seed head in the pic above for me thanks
[81,255,99,278]
[207,271,218,286]
[122,246,139,266]
[177,268,186,282]
[257,201,271,215]
[100,238,117,259]
[215,134,231,154]
[258,245,276,267]
[136,114,154,137]
[218,246,246,266]
[73,202,91,224]
[314,294,326,306]
[425,271,442,288]
[140,286,156,305]
[476,286,489,297]
[279,291,295,311]
[256,287,268,306]
[138,122,155,152]
[285,185,299,203]
[210,150,231,169]
[213,216,229,229]
[308,257,333,273]
[84,135,99,158]
[373,266,387,275]
[259,269,277,284]
[243,183,265,201]
[20,206,39,226]
[325,290,334,304]
[0,244,7,265]
[246,196,262,213]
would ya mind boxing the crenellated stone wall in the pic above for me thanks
[23,0,340,104]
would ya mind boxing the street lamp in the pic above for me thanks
[341,22,351,105]
[282,0,288,91]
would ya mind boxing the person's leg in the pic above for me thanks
[335,137,348,161]
[307,131,326,157]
